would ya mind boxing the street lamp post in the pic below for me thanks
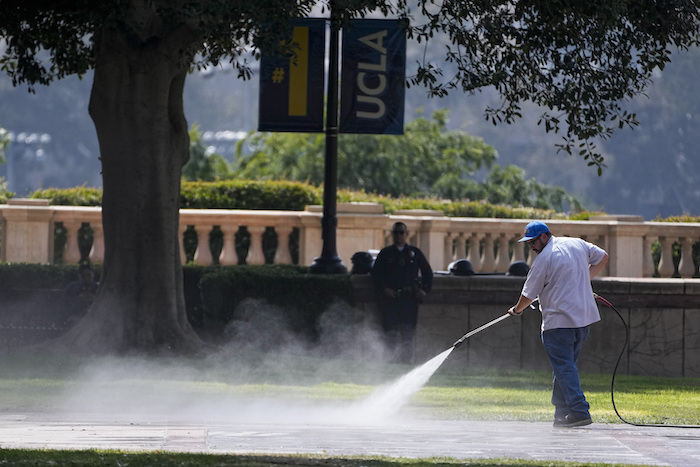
[309,12,347,274]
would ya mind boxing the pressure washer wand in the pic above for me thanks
[452,313,511,348]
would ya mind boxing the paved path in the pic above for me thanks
[1,412,699,466]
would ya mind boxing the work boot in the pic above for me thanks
[556,414,592,428]
[553,416,568,427]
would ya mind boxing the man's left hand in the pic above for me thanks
[507,306,522,316]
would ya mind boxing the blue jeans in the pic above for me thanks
[541,327,590,419]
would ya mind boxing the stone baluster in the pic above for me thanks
[678,237,697,278]
[442,233,454,269]
[274,226,293,264]
[246,225,266,265]
[454,233,466,260]
[642,236,656,277]
[479,234,496,272]
[63,221,82,264]
[220,225,239,265]
[512,234,526,263]
[495,233,511,272]
[89,223,104,264]
[526,243,537,266]
[178,225,188,265]
[467,233,480,269]
[193,225,213,265]
[657,236,676,278]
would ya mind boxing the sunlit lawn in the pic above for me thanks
[1,349,698,467]
[1,350,698,426]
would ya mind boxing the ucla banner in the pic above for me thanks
[339,19,406,134]
[258,19,325,132]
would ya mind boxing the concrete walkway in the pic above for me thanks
[1,412,699,466]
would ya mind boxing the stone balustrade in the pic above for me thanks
[1,199,699,278]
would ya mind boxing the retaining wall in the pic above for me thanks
[351,275,700,378]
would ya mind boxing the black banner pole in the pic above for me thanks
[309,10,347,274]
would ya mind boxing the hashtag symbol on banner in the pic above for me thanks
[271,68,285,84]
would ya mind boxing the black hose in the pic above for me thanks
[594,293,700,428]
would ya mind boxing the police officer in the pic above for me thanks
[371,222,433,363]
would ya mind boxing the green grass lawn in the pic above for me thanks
[0,349,698,466]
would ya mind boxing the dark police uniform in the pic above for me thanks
[371,244,433,363]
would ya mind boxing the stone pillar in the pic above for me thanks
[591,215,646,278]
[300,210,323,266]
[1,199,55,264]
[335,203,386,266]
[417,217,451,272]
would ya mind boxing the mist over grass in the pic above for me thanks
[1,297,698,427]
[1,343,699,427]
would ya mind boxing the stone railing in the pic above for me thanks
[1,199,699,278]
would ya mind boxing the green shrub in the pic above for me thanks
[27,180,564,219]
[198,265,355,343]
[0,180,13,204]
[30,186,103,206]
[180,180,321,210]
[0,263,99,289]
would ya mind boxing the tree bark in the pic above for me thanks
[57,24,203,353]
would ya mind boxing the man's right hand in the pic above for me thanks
[384,288,398,298]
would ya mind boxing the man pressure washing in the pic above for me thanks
[507,221,609,428]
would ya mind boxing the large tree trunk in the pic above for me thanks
[58,24,203,353]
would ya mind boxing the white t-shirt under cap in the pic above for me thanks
[522,236,607,332]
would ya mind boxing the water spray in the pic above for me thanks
[354,311,518,420]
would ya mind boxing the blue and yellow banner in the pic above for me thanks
[339,19,406,135]
[258,19,325,132]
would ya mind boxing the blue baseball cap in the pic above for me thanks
[518,221,550,242]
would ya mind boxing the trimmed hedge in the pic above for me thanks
[0,263,356,342]
[0,264,217,334]
[29,186,103,206]
[180,180,321,210]
[0,263,96,289]
[198,265,355,343]
[29,181,321,211]
[27,180,561,219]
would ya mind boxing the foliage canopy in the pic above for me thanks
[2,1,699,171]
[234,110,583,212]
